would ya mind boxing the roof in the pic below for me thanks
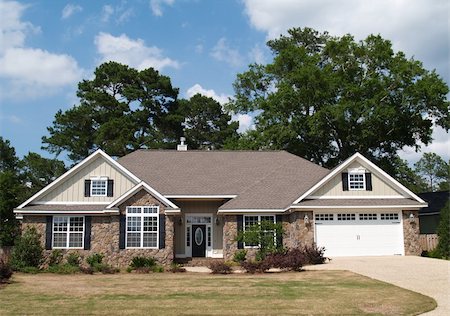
[118,150,329,210]
[296,198,426,207]
[418,191,449,215]
[17,204,108,211]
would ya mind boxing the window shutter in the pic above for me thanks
[365,173,372,191]
[84,180,91,197]
[107,180,114,197]
[342,172,349,191]
[119,215,126,249]
[159,214,166,249]
[237,215,244,249]
[45,216,53,250]
[84,216,92,250]
[276,215,283,248]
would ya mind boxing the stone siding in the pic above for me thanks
[21,189,175,268]
[223,215,237,261]
[283,211,314,249]
[403,210,421,255]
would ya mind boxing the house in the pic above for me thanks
[418,191,449,234]
[14,143,427,266]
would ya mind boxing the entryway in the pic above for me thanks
[185,214,213,258]
[192,225,206,257]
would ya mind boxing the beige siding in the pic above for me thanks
[173,200,225,255]
[37,156,136,203]
[312,161,403,197]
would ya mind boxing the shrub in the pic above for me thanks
[10,227,43,270]
[152,265,164,273]
[233,250,247,263]
[97,264,119,274]
[303,245,328,265]
[209,261,232,274]
[80,266,94,274]
[19,266,40,274]
[241,260,270,274]
[130,256,156,269]
[48,250,63,266]
[265,248,306,271]
[47,263,80,274]
[169,263,186,273]
[435,201,449,259]
[67,252,81,267]
[86,253,104,269]
[0,259,13,282]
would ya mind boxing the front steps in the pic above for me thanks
[174,257,224,267]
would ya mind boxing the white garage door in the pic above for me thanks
[314,212,404,256]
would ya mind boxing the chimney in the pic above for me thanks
[177,137,187,151]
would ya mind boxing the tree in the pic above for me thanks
[414,153,448,191]
[42,62,183,162]
[390,157,427,193]
[229,28,449,171]
[179,94,239,149]
[434,201,449,259]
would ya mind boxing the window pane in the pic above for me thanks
[143,216,158,232]
[127,217,141,232]
[349,173,365,190]
[127,207,141,214]
[53,217,68,232]
[143,206,158,214]
[69,233,83,247]
[261,215,275,223]
[69,217,84,232]
[91,179,107,196]
[53,233,67,247]
[127,232,141,247]
[143,232,157,247]
[244,216,258,229]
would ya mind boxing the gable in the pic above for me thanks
[311,161,403,198]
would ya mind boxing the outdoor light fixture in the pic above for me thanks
[409,212,415,223]
[304,214,310,224]
[215,217,220,226]
[178,217,183,226]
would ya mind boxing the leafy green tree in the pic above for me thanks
[414,153,448,191]
[179,94,239,149]
[390,157,427,193]
[435,201,449,259]
[229,28,449,171]
[42,62,183,162]
[10,227,43,270]
[438,160,449,191]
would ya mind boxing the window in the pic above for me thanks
[53,216,84,248]
[337,213,356,221]
[91,178,107,196]
[207,226,211,247]
[126,206,159,248]
[381,213,399,220]
[315,213,334,221]
[243,215,276,248]
[348,172,365,190]
[359,213,377,221]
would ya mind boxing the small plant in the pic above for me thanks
[80,266,94,274]
[10,227,43,271]
[303,245,328,265]
[241,260,270,274]
[130,256,156,269]
[126,266,133,273]
[265,248,306,271]
[152,265,164,273]
[48,249,63,266]
[209,261,232,274]
[67,252,80,267]
[233,250,247,263]
[18,266,40,274]
[86,253,104,269]
[169,263,186,273]
[97,264,119,274]
[0,259,13,283]
[47,263,80,274]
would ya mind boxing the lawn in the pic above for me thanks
[0,270,436,315]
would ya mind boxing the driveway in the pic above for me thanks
[306,256,450,315]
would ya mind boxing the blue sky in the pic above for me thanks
[0,0,448,164]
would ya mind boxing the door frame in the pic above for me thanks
[185,213,213,258]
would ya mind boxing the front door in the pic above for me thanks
[192,225,206,257]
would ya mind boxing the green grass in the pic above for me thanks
[0,270,436,315]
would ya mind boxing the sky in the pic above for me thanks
[0,0,448,165]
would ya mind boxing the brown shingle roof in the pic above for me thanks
[19,204,108,211]
[296,199,426,207]
[118,150,329,209]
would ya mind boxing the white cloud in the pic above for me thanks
[0,1,82,100]
[61,4,82,19]
[242,0,449,81]
[150,0,175,16]
[95,32,179,71]
[186,84,231,105]
[248,44,266,64]
[233,113,254,133]
[117,8,134,24]
[211,37,244,68]
[101,5,114,23]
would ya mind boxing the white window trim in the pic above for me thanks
[184,213,213,258]
[243,214,276,249]
[125,206,159,249]
[90,177,108,197]
[348,170,366,191]
[52,216,85,249]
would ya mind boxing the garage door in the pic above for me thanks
[314,212,404,256]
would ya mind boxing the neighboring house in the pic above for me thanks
[418,191,449,234]
[14,143,427,266]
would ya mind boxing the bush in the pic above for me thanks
[130,256,156,269]
[209,261,232,274]
[169,263,186,273]
[48,250,63,266]
[86,253,104,269]
[67,252,81,267]
[435,201,449,259]
[85,253,117,273]
[10,227,43,270]
[0,259,13,282]
[47,263,80,274]
[80,266,94,274]
[233,250,247,263]
[265,248,306,271]
[97,264,119,274]
[241,260,270,274]
[303,245,328,265]
[18,266,40,274]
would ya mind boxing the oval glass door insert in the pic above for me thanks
[195,227,203,246]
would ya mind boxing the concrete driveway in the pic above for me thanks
[306,256,449,315]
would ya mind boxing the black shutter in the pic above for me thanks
[84,216,92,250]
[237,215,244,249]
[119,215,126,249]
[84,180,91,197]
[342,172,349,191]
[365,173,372,191]
[276,215,283,248]
[45,216,53,250]
[107,180,114,197]
[159,214,166,249]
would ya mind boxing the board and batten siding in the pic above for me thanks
[37,156,136,203]
[312,161,403,197]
